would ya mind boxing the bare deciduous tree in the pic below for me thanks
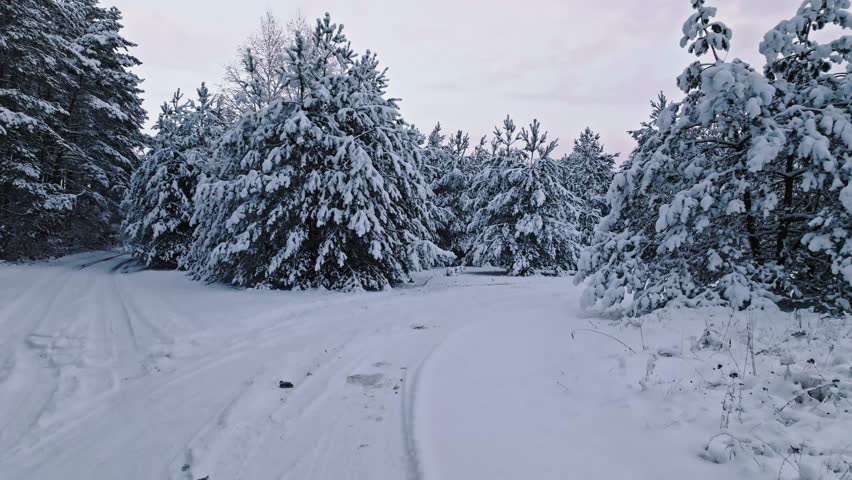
[221,11,309,116]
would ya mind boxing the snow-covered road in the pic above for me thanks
[0,253,591,479]
[3,252,824,480]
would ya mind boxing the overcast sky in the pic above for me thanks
[104,0,801,157]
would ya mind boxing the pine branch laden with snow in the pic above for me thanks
[577,0,852,316]
[679,0,732,61]
[0,0,146,260]
[123,84,226,269]
[188,15,452,291]
[466,117,584,276]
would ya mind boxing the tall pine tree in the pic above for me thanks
[759,0,852,312]
[189,15,450,291]
[0,0,145,260]
[124,84,226,269]
[577,0,852,316]
[1,0,79,258]
[421,123,479,259]
[563,127,617,244]
[467,117,583,276]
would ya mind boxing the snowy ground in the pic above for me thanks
[0,252,850,480]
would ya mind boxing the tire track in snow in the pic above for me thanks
[401,346,434,480]
[76,252,125,270]
[171,296,437,480]
[114,268,181,341]
[0,256,97,380]
[5,290,376,476]
[171,327,370,480]
[0,253,119,454]
[1,260,553,479]
[4,255,180,457]
[398,286,547,480]
[185,352,357,480]
[1,254,167,456]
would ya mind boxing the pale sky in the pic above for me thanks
[104,0,801,157]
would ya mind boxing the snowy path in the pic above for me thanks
[0,254,586,479]
[415,302,724,479]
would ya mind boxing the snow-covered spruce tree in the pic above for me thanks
[124,85,226,269]
[466,117,583,276]
[576,0,852,316]
[421,123,479,258]
[0,0,145,260]
[563,127,617,244]
[189,15,450,291]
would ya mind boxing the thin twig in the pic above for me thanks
[572,329,637,354]
[752,435,801,480]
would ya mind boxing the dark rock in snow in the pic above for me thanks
[657,347,678,358]
[279,381,294,389]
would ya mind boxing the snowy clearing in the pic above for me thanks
[1,252,850,480]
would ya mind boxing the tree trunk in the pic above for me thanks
[744,190,761,261]
[775,155,795,265]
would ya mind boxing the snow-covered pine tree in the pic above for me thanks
[421,123,477,258]
[0,0,145,260]
[466,117,583,276]
[758,0,852,312]
[578,0,782,315]
[563,127,617,244]
[576,0,852,316]
[0,0,76,258]
[625,92,669,173]
[124,84,226,269]
[124,94,187,268]
[421,124,448,185]
[60,0,147,249]
[189,15,450,291]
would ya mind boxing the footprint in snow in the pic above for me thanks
[346,373,384,388]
